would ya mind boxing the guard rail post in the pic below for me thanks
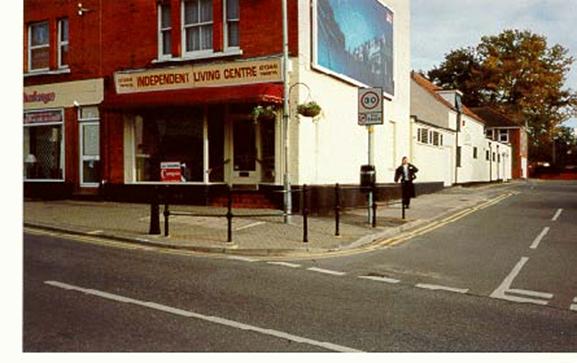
[334,183,341,237]
[149,186,161,235]
[302,184,309,243]
[372,184,377,228]
[226,185,233,243]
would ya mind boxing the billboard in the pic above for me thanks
[314,0,395,97]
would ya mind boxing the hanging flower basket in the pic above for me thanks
[297,101,322,118]
[251,105,277,122]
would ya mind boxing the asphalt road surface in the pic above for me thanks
[23,180,577,352]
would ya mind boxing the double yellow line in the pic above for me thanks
[372,192,515,249]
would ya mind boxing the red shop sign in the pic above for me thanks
[160,162,182,182]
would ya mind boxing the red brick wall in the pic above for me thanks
[64,107,79,186]
[102,111,125,185]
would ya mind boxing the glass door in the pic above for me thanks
[232,119,260,183]
[79,122,100,187]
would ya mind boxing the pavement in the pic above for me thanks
[23,181,521,257]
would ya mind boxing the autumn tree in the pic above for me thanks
[428,29,577,161]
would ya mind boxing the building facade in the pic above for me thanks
[24,0,417,209]
[410,72,512,186]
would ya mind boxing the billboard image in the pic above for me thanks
[314,0,394,96]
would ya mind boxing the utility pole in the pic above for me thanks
[282,0,292,223]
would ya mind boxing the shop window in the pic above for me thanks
[134,109,204,182]
[225,0,239,48]
[58,18,69,68]
[24,111,64,180]
[208,106,225,182]
[260,120,276,183]
[499,129,509,143]
[158,3,172,58]
[183,0,213,54]
[29,21,50,71]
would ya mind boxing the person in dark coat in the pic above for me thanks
[394,156,419,209]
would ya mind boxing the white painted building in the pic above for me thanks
[410,72,511,186]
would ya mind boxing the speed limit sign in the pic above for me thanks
[358,87,383,125]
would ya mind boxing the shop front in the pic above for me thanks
[103,58,284,205]
[24,78,104,198]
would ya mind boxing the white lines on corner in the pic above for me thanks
[226,256,259,263]
[358,276,400,284]
[530,227,550,250]
[307,267,346,276]
[266,262,301,268]
[44,281,362,352]
[415,283,469,294]
[490,257,553,306]
[552,209,563,222]
[571,297,577,312]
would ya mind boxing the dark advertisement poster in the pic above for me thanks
[315,0,395,96]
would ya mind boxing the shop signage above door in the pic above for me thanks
[114,58,283,94]
[23,78,104,110]
[24,110,64,124]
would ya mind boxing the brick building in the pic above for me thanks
[24,0,415,209]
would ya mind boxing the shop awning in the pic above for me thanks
[103,83,283,110]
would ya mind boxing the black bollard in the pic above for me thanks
[372,184,377,228]
[335,183,341,237]
[149,186,161,235]
[226,185,233,243]
[163,202,170,237]
[302,184,309,243]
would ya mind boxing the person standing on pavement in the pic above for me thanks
[394,156,419,209]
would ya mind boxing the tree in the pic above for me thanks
[428,29,577,162]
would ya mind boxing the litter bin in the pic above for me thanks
[360,164,376,188]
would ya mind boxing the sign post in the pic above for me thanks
[358,88,383,223]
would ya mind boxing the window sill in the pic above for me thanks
[152,49,243,64]
[24,68,71,78]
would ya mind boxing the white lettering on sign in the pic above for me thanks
[24,110,63,124]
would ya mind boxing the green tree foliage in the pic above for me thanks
[428,30,577,161]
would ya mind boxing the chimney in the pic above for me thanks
[436,90,464,112]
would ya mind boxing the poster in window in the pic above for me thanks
[314,0,394,97]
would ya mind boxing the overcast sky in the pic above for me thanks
[411,0,577,127]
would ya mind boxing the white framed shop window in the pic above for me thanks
[23,109,65,181]
[78,106,101,187]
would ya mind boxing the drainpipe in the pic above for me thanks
[281,0,292,223]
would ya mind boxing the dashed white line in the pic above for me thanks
[44,281,362,352]
[529,227,550,250]
[307,267,346,276]
[552,209,563,222]
[266,262,301,268]
[86,230,104,235]
[226,256,259,262]
[358,276,400,284]
[507,288,553,300]
[415,283,469,294]
[569,304,577,312]
[235,221,266,231]
[574,297,577,303]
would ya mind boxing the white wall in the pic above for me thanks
[411,120,455,186]
[294,0,411,185]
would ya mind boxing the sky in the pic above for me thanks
[411,0,577,128]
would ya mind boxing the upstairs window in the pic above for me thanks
[158,3,172,58]
[225,0,239,48]
[499,129,509,143]
[183,0,213,54]
[29,21,50,71]
[58,18,69,68]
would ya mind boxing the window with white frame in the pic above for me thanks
[183,0,213,54]
[158,3,172,58]
[24,110,65,180]
[225,0,239,48]
[419,128,428,144]
[432,131,440,146]
[58,18,69,68]
[499,129,509,143]
[29,21,50,71]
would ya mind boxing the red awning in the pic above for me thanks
[103,83,283,110]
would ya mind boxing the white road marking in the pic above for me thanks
[358,276,400,284]
[235,221,266,231]
[415,283,469,294]
[44,280,362,352]
[266,262,301,268]
[552,209,563,222]
[490,257,552,306]
[226,256,259,262]
[506,288,553,299]
[86,230,103,235]
[307,267,346,276]
[570,304,577,312]
[574,297,577,303]
[529,227,550,250]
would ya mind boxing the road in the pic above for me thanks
[23,181,577,352]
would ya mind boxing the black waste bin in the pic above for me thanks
[360,164,376,188]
